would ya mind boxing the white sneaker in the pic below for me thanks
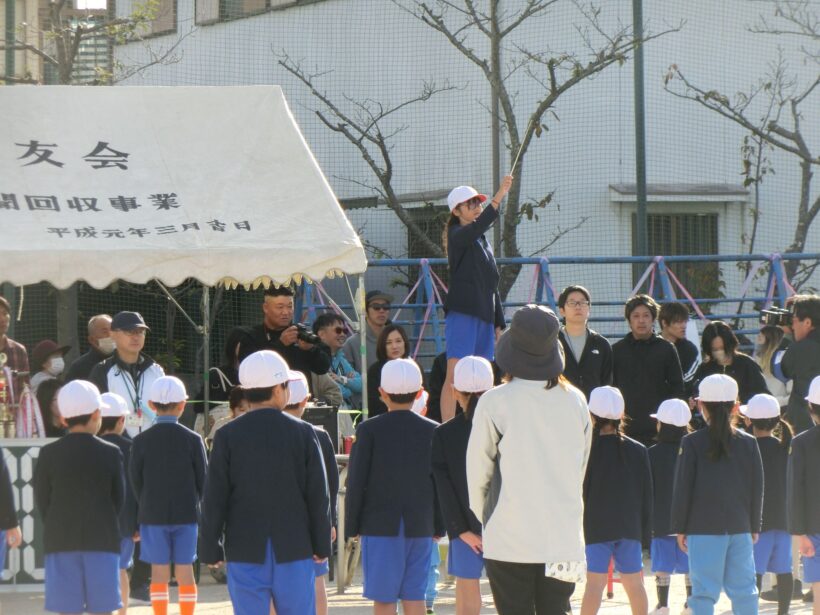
[680,606,693,615]
[649,607,669,615]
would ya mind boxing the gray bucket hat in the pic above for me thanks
[495,304,565,380]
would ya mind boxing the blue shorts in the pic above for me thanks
[227,540,314,615]
[119,537,135,570]
[139,523,198,565]
[447,536,484,579]
[754,530,791,575]
[445,311,495,361]
[803,534,820,583]
[0,530,6,569]
[45,551,121,613]
[361,523,433,602]
[586,539,643,574]
[651,536,689,574]
[314,558,329,577]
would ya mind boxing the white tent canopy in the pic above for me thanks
[2,85,366,289]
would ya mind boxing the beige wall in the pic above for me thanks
[1,0,44,82]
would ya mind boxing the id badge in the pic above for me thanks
[126,413,142,428]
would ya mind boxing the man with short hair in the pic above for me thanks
[0,295,29,406]
[66,314,115,382]
[313,313,362,408]
[557,285,613,400]
[240,286,331,378]
[613,295,685,446]
[343,290,393,373]
[658,301,701,399]
[781,294,820,434]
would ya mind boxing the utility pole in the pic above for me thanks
[633,0,648,256]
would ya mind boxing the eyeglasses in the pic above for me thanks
[566,300,591,308]
[461,197,483,211]
[369,304,391,311]
[333,327,346,335]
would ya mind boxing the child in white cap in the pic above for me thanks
[431,356,494,615]
[648,399,693,615]
[130,376,207,615]
[98,392,139,615]
[33,380,126,615]
[787,375,820,615]
[346,358,444,615]
[283,371,339,615]
[738,393,795,614]
[671,374,763,615]
[580,385,652,615]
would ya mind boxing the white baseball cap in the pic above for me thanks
[411,390,429,415]
[805,375,820,405]
[239,350,289,388]
[447,186,487,212]
[381,358,423,394]
[454,356,494,393]
[740,393,780,419]
[287,370,310,406]
[57,380,106,418]
[588,386,625,420]
[149,376,188,404]
[651,399,691,427]
[100,392,130,418]
[696,374,739,402]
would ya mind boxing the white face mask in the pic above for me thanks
[712,349,727,364]
[97,337,116,354]
[46,357,65,376]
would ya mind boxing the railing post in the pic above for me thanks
[770,254,789,307]
[421,260,444,355]
[656,257,675,300]
[538,258,557,312]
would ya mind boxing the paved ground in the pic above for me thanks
[0,565,814,614]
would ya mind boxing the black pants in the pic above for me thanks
[485,559,575,615]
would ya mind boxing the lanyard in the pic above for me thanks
[119,367,143,418]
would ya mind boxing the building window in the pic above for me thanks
[632,212,721,301]
[147,0,176,35]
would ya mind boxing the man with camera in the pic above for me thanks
[240,286,332,379]
[781,294,820,433]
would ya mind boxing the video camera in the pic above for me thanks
[759,306,792,327]
[294,323,322,345]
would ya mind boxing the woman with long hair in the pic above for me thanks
[754,325,791,407]
[366,324,419,419]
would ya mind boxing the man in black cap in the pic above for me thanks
[66,314,115,382]
[343,290,393,373]
[239,286,331,378]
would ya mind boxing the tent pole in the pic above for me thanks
[202,284,211,435]
[155,280,200,331]
[358,274,367,418]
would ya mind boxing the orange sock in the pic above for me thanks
[179,584,198,615]
[149,582,169,615]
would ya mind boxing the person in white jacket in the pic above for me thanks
[467,305,592,615]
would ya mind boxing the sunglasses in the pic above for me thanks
[369,303,391,311]
[460,197,483,211]
[333,327,346,335]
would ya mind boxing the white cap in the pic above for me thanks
[380,358,423,394]
[454,356,494,393]
[57,380,105,418]
[740,393,781,419]
[287,370,310,406]
[411,390,429,415]
[100,392,130,418]
[239,350,289,388]
[588,386,625,420]
[696,374,739,402]
[149,375,188,404]
[805,375,820,405]
[447,185,487,212]
[651,399,691,427]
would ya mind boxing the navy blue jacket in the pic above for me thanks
[583,434,653,545]
[431,414,482,539]
[787,424,820,535]
[559,328,613,400]
[346,410,445,539]
[33,433,124,554]
[444,205,505,328]
[756,436,788,532]
[612,334,685,445]
[648,440,682,537]
[0,451,18,531]
[692,353,769,405]
[671,428,763,535]
[201,408,331,565]
[313,425,339,526]
[100,433,139,537]
[129,418,207,526]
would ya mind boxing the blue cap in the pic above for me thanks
[111,311,149,331]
